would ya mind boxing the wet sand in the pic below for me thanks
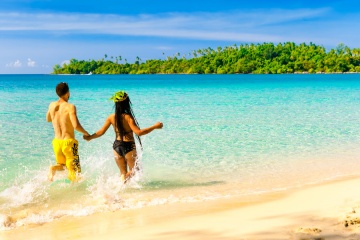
[2,176,360,240]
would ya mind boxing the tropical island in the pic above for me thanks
[53,42,360,74]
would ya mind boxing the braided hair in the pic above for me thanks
[113,92,142,147]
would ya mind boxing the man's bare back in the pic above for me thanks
[47,100,76,139]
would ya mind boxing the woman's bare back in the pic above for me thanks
[109,113,135,141]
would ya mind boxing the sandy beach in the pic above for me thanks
[2,176,360,240]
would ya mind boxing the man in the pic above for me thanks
[46,82,89,182]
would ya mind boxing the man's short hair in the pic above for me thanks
[56,82,69,97]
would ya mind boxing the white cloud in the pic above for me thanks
[27,58,35,67]
[13,60,21,67]
[5,60,22,68]
[0,8,332,43]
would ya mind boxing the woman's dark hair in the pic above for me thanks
[56,82,69,97]
[114,94,142,147]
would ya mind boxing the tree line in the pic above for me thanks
[52,42,360,74]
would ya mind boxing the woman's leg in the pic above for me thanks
[113,150,127,182]
[124,149,137,181]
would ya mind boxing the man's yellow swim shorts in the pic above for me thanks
[52,138,81,182]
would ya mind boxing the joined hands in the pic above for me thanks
[83,134,92,141]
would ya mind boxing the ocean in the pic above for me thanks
[1,74,360,230]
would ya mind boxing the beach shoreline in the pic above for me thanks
[2,176,360,240]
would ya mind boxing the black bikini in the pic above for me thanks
[113,140,136,157]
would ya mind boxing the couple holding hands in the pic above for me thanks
[46,82,163,183]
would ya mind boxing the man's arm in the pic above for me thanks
[46,104,52,122]
[69,104,90,136]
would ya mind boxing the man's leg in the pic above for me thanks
[49,139,66,181]
[48,164,65,181]
[64,140,81,182]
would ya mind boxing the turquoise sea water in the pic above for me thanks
[1,74,360,229]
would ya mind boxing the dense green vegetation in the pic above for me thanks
[53,42,360,74]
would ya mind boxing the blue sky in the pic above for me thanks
[1,0,359,74]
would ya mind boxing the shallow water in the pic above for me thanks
[1,74,360,229]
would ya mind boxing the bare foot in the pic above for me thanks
[120,174,132,184]
[48,166,55,181]
[120,174,126,183]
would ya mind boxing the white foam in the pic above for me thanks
[0,176,48,209]
[0,214,15,230]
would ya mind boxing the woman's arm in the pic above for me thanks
[84,115,112,141]
[125,114,163,136]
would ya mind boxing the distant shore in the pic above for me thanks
[52,42,360,75]
[52,71,360,75]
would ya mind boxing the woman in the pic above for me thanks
[84,91,163,183]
